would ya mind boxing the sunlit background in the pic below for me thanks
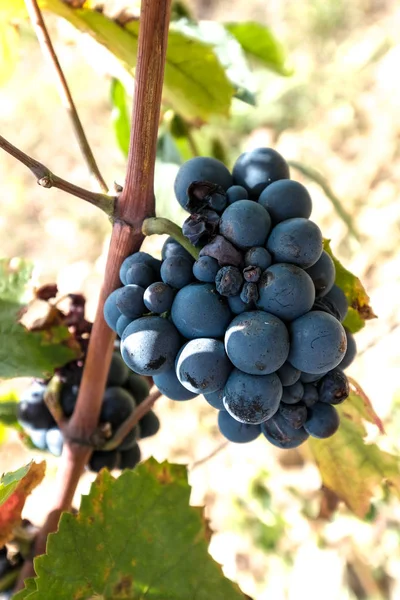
[1,0,400,598]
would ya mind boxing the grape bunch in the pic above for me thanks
[105,147,358,450]
[17,351,159,471]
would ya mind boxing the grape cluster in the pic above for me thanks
[17,351,159,471]
[105,147,358,450]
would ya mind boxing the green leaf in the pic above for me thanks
[324,240,377,332]
[0,463,31,505]
[225,21,292,76]
[13,577,37,599]
[289,160,360,241]
[0,301,79,379]
[0,258,80,379]
[0,258,33,303]
[5,0,235,120]
[309,392,400,518]
[0,20,18,86]
[0,461,46,546]
[110,78,130,158]
[0,401,18,427]
[23,459,246,599]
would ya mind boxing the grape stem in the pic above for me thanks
[24,0,108,192]
[103,389,162,451]
[143,217,200,259]
[0,135,115,215]
[14,0,172,590]
[43,375,66,429]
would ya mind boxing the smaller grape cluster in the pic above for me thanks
[105,147,359,450]
[17,351,159,471]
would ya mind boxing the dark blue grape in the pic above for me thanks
[324,284,348,322]
[199,235,243,268]
[186,181,227,213]
[232,147,290,198]
[244,247,272,271]
[107,352,129,387]
[219,200,271,249]
[279,402,307,429]
[277,362,301,386]
[267,218,323,269]
[29,428,48,450]
[215,266,243,297]
[116,284,146,319]
[121,317,181,375]
[104,288,121,332]
[289,311,347,374]
[225,311,289,375]
[160,255,194,289]
[193,256,220,283]
[318,368,349,405]
[305,251,336,297]
[100,387,135,428]
[256,263,315,321]
[203,388,224,410]
[340,329,357,369]
[302,384,319,408]
[171,283,232,339]
[182,210,219,246]
[153,368,197,401]
[116,314,132,338]
[281,381,304,404]
[261,412,309,449]
[60,383,79,418]
[227,294,252,315]
[45,428,63,456]
[139,411,160,438]
[125,263,156,288]
[176,338,232,394]
[258,179,312,223]
[119,444,141,469]
[223,369,282,424]
[162,236,194,262]
[300,371,326,383]
[18,382,55,430]
[312,296,342,321]
[226,185,248,204]
[120,252,160,285]
[240,282,258,304]
[126,374,150,404]
[174,156,233,211]
[243,266,261,283]
[218,410,261,443]
[143,282,175,314]
[304,402,340,438]
[89,450,118,472]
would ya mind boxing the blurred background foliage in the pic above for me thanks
[0,0,400,599]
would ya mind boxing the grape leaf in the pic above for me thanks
[4,0,235,121]
[13,577,37,600]
[110,78,130,158]
[0,461,45,545]
[22,459,246,599]
[324,240,377,332]
[309,392,399,518]
[225,21,292,76]
[0,258,80,378]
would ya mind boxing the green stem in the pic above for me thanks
[142,217,200,259]
[44,375,65,428]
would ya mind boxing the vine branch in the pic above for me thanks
[24,0,108,192]
[15,1,173,589]
[0,135,115,215]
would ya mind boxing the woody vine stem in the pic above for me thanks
[14,0,172,586]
